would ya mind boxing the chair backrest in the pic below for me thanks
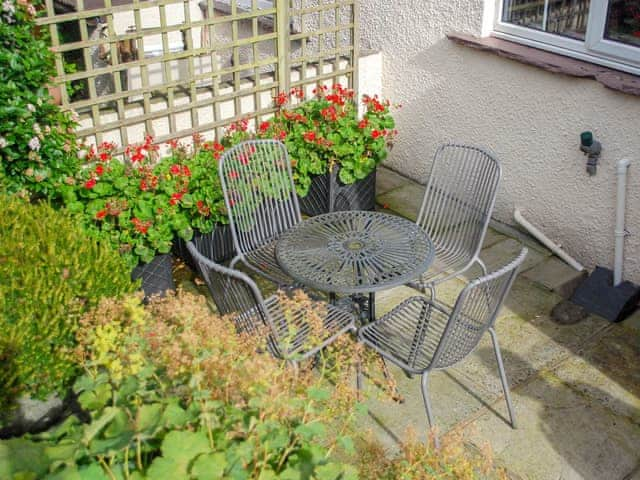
[431,247,527,370]
[187,241,280,354]
[417,144,501,259]
[219,140,302,256]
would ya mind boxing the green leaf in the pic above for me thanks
[337,436,355,456]
[162,402,191,428]
[135,403,163,434]
[314,463,343,480]
[294,422,325,441]
[306,386,330,402]
[77,382,112,411]
[82,407,119,444]
[191,452,227,480]
[154,430,211,476]
[145,457,183,480]
[0,438,49,479]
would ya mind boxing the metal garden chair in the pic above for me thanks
[359,247,527,438]
[409,144,501,298]
[187,241,357,363]
[219,139,302,287]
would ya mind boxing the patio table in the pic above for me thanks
[276,210,435,322]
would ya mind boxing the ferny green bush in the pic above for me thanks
[0,196,137,415]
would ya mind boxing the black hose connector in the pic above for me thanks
[580,131,601,176]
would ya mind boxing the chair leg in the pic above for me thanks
[420,372,439,448]
[489,327,517,429]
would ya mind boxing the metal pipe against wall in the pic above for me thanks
[513,209,584,272]
[614,158,631,287]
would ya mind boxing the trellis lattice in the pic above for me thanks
[36,0,358,149]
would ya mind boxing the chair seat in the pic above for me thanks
[358,296,451,374]
[264,295,356,360]
[412,245,474,288]
[243,239,297,286]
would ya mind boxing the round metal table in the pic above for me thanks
[276,210,435,321]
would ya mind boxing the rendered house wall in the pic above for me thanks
[358,0,640,283]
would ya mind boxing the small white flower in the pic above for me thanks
[0,137,7,148]
[32,122,41,134]
[2,0,14,13]
[28,136,40,151]
[26,103,36,113]
[77,149,88,160]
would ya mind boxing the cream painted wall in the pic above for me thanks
[359,0,640,284]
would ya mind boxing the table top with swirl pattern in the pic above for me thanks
[276,211,435,294]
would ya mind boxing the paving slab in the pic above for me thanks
[482,227,508,249]
[375,183,424,222]
[551,324,640,425]
[451,278,609,396]
[622,308,640,332]
[480,238,550,274]
[362,364,498,452]
[376,166,413,195]
[523,255,587,298]
[464,370,640,480]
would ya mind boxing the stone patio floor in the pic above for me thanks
[368,167,640,480]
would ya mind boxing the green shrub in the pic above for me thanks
[0,0,80,201]
[0,196,137,414]
[0,291,361,479]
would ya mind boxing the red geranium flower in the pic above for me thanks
[303,131,316,142]
[259,121,271,133]
[275,91,288,106]
[371,130,382,139]
[95,164,104,176]
[85,178,97,189]
[170,164,181,175]
[169,192,183,206]
[181,165,191,177]
[95,209,107,220]
[358,118,369,129]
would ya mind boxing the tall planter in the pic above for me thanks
[297,167,377,217]
[131,254,175,298]
[173,224,236,271]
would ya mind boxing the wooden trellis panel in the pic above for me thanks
[36,0,358,149]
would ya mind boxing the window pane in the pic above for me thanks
[502,0,545,31]
[604,0,640,47]
[502,0,589,40]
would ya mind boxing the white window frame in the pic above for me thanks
[493,1,640,76]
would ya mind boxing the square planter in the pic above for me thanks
[297,167,377,216]
[173,223,236,271]
[131,254,175,298]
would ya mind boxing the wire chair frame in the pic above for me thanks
[219,139,302,286]
[187,241,357,363]
[359,247,528,440]
[412,143,502,296]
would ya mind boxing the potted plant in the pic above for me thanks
[65,137,180,297]
[257,84,398,215]
[157,135,235,269]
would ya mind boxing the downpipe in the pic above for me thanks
[513,209,584,272]
[614,158,631,287]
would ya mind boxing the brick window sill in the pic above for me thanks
[447,32,640,97]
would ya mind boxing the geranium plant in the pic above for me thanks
[258,84,398,196]
[0,0,80,200]
[66,136,184,268]
[155,135,228,237]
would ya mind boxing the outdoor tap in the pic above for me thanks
[580,131,601,176]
